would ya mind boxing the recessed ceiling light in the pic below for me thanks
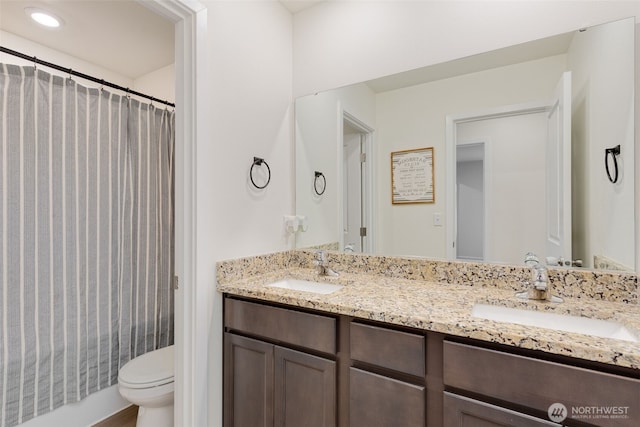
[24,7,63,28]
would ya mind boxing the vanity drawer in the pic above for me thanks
[443,341,640,427]
[224,298,336,355]
[350,321,425,377]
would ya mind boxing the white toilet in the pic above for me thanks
[118,345,175,427]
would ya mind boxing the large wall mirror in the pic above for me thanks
[295,17,636,272]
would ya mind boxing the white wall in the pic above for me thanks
[0,30,134,89]
[205,1,293,259]
[293,1,640,97]
[134,63,175,104]
[203,2,293,426]
[568,17,635,270]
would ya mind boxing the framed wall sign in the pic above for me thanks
[391,147,434,204]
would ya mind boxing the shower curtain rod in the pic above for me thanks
[1,45,175,108]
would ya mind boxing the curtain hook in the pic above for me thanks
[67,68,74,82]
[99,79,105,93]
[32,56,37,71]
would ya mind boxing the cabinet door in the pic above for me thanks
[349,367,425,427]
[444,393,560,427]
[224,333,274,427]
[274,346,336,427]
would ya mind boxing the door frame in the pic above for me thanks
[445,101,550,260]
[338,108,376,253]
[141,1,207,426]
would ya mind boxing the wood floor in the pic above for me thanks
[92,405,138,427]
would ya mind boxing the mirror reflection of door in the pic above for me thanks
[342,114,374,253]
[545,71,572,266]
[453,72,572,266]
[456,142,486,261]
[454,109,549,265]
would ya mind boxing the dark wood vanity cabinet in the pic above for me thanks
[224,298,337,427]
[223,296,640,427]
[223,297,437,427]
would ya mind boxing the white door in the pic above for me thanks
[342,113,374,253]
[343,131,363,252]
[546,71,572,265]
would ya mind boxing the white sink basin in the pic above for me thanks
[471,304,638,343]
[267,279,343,295]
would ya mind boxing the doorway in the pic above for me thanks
[446,102,550,265]
[137,1,205,426]
[447,73,571,266]
[342,112,375,253]
[456,142,486,261]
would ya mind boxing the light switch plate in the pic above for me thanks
[433,212,443,226]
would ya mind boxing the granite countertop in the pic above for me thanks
[217,267,640,370]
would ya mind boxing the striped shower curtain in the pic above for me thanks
[0,64,174,427]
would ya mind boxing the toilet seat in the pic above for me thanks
[118,345,174,389]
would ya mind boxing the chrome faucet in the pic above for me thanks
[516,253,563,302]
[314,250,339,277]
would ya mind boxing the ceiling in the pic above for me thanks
[280,0,324,14]
[0,0,324,80]
[0,0,175,79]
